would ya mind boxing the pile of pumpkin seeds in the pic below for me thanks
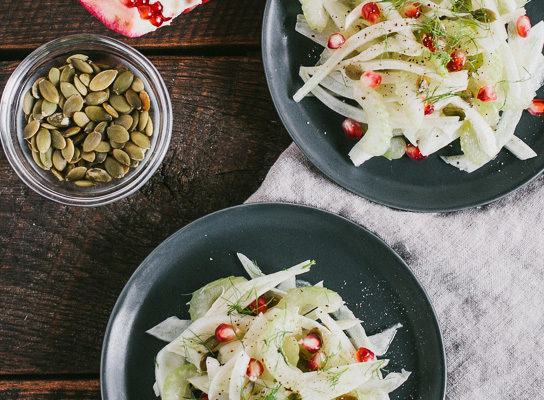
[22,54,154,187]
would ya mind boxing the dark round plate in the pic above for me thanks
[101,203,446,400]
[262,0,544,212]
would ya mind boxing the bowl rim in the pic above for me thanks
[0,34,172,207]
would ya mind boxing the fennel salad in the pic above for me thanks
[147,253,410,400]
[294,0,544,172]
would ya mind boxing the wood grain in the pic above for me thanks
[0,379,99,400]
[0,0,265,52]
[0,55,290,374]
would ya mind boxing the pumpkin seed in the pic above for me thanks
[74,179,94,187]
[145,118,153,136]
[58,95,66,109]
[95,121,108,134]
[48,68,60,86]
[69,147,81,164]
[104,157,125,178]
[125,89,142,109]
[73,111,90,127]
[124,142,145,161]
[41,100,57,118]
[39,80,60,104]
[86,168,112,183]
[131,131,150,149]
[67,54,89,63]
[32,77,45,99]
[115,114,133,130]
[71,58,94,74]
[60,82,80,99]
[63,126,81,137]
[107,124,129,143]
[112,149,131,166]
[131,77,145,92]
[89,69,118,91]
[23,120,40,139]
[85,91,109,105]
[47,112,70,127]
[51,168,64,181]
[95,152,108,164]
[32,99,43,120]
[59,65,75,83]
[51,129,66,149]
[90,62,101,74]
[95,140,111,153]
[30,135,38,152]
[36,128,51,153]
[32,150,48,170]
[41,123,57,130]
[138,110,148,131]
[85,106,113,122]
[66,166,87,181]
[79,73,91,86]
[62,138,75,161]
[113,71,134,95]
[73,75,88,96]
[102,102,119,118]
[39,147,53,169]
[84,121,96,133]
[109,94,132,113]
[130,110,140,131]
[81,151,96,162]
[82,131,102,152]
[52,150,67,171]
[23,90,35,115]
[110,140,125,149]
[140,90,151,111]
[63,94,84,117]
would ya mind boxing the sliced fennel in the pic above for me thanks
[293,0,543,171]
[148,253,409,399]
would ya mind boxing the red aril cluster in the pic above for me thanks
[121,0,171,27]
[447,49,467,72]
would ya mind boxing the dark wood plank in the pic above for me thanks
[0,379,99,400]
[0,0,264,52]
[0,55,290,374]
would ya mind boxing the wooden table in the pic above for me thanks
[0,1,290,398]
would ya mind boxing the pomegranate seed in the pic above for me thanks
[447,49,467,72]
[248,297,268,315]
[527,98,544,116]
[150,1,163,14]
[422,34,436,52]
[150,14,166,27]
[403,3,422,18]
[424,102,435,115]
[200,394,209,400]
[328,33,346,49]
[138,5,153,19]
[246,358,264,381]
[121,0,139,7]
[342,118,364,141]
[516,16,531,38]
[360,70,382,88]
[300,333,322,353]
[362,2,381,24]
[355,347,375,362]
[405,144,428,161]
[215,323,239,342]
[477,85,498,102]
[308,352,327,371]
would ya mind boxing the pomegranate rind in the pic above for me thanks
[78,0,208,37]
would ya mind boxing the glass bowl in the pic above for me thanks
[0,34,172,206]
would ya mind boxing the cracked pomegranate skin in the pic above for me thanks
[78,0,212,37]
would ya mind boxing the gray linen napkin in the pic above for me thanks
[246,143,544,399]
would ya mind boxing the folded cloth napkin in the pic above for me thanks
[246,143,544,399]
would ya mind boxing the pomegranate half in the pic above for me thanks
[78,0,211,37]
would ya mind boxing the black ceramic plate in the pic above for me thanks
[262,0,544,212]
[101,203,446,400]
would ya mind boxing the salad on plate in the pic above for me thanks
[146,253,410,400]
[294,0,544,172]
